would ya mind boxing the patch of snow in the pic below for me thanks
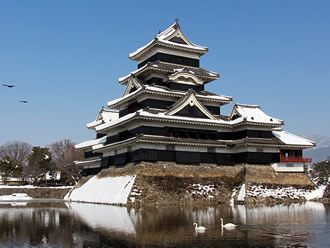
[187,183,216,199]
[305,185,327,200]
[155,22,177,40]
[86,120,102,129]
[74,158,101,165]
[245,184,326,201]
[208,72,217,77]
[101,110,119,123]
[75,136,107,149]
[0,193,33,201]
[129,27,207,59]
[87,110,119,129]
[247,184,307,200]
[174,68,185,72]
[107,87,143,107]
[66,175,136,205]
[146,85,231,101]
[158,39,207,51]
[45,171,61,181]
[273,130,315,147]
[237,184,246,202]
[118,64,148,83]
[232,104,283,125]
[0,185,73,189]
[129,39,156,59]
[107,84,231,109]
[95,111,138,132]
[1,158,10,163]
[129,188,142,203]
[139,110,227,125]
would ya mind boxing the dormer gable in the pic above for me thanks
[166,89,216,120]
[87,107,119,130]
[123,75,144,96]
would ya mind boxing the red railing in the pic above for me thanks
[280,156,312,163]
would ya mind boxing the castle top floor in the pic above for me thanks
[129,19,208,69]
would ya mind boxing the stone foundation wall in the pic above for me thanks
[97,162,245,206]
[240,164,316,204]
[245,164,315,188]
[87,162,318,206]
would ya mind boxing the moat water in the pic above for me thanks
[0,202,329,248]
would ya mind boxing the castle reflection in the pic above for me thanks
[0,202,328,247]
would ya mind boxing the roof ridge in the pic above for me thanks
[235,103,260,108]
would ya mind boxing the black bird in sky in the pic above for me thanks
[2,84,15,88]
[20,100,28,104]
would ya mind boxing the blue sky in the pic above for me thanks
[0,0,329,146]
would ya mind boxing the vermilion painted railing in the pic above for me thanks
[280,156,312,163]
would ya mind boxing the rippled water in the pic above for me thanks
[0,201,328,247]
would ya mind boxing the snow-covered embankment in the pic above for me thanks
[65,175,136,205]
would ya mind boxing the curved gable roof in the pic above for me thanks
[230,104,283,125]
[129,20,208,60]
[166,89,217,120]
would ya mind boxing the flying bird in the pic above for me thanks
[2,84,15,88]
[20,100,28,104]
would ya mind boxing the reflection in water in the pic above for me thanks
[0,202,76,247]
[0,202,328,247]
[67,202,136,234]
[232,202,328,248]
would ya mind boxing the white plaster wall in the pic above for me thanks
[271,162,304,172]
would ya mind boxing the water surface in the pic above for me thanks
[0,202,328,247]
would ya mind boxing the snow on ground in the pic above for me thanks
[129,188,142,203]
[187,183,216,199]
[0,185,72,189]
[66,175,136,205]
[0,193,33,201]
[243,184,327,201]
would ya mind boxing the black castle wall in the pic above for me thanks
[99,149,279,167]
[118,99,220,117]
[104,126,274,145]
[138,53,199,68]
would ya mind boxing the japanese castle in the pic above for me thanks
[76,20,315,176]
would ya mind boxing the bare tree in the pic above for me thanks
[49,139,83,185]
[0,141,32,167]
[0,141,32,182]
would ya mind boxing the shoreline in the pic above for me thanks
[1,163,328,206]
